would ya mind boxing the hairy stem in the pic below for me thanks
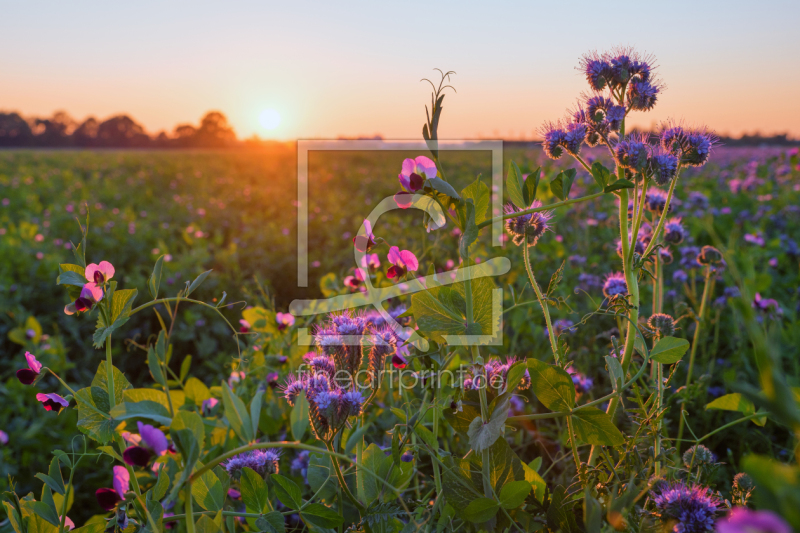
[324,440,365,514]
[523,235,559,363]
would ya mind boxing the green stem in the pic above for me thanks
[565,416,581,474]
[523,235,559,363]
[130,297,238,336]
[676,265,713,447]
[641,173,680,258]
[105,335,115,408]
[476,192,604,230]
[184,486,196,533]
[324,440,365,514]
[692,412,765,443]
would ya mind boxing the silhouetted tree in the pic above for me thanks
[33,111,76,147]
[73,118,99,147]
[0,113,34,146]
[173,124,198,148]
[193,111,236,147]
[96,115,150,147]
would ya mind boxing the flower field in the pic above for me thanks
[2,49,800,533]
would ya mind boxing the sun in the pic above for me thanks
[259,109,281,130]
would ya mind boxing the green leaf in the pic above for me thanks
[75,387,115,443]
[240,467,269,514]
[35,458,65,496]
[506,360,529,394]
[171,410,205,451]
[221,382,253,443]
[571,407,625,445]
[523,167,541,206]
[358,443,387,505]
[92,288,138,348]
[180,356,192,381]
[460,177,490,224]
[521,462,546,502]
[250,388,264,440]
[467,392,509,453]
[192,468,224,512]
[147,348,166,387]
[152,464,170,500]
[459,200,479,261]
[290,391,309,441]
[254,512,285,533]
[3,502,23,533]
[428,177,460,199]
[527,358,575,411]
[500,480,532,509]
[604,178,635,193]
[706,393,754,414]
[56,270,86,287]
[307,453,336,500]
[650,336,690,364]
[605,356,624,392]
[184,377,211,405]
[301,502,345,529]
[546,260,566,298]
[591,162,611,189]
[506,160,526,209]
[462,497,500,523]
[186,269,212,297]
[29,500,61,527]
[91,361,131,407]
[148,255,165,300]
[110,401,172,426]
[167,429,199,503]
[272,474,303,510]
[195,515,220,533]
[550,169,576,201]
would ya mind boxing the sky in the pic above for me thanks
[2,0,799,141]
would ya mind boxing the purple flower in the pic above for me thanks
[280,375,307,406]
[202,397,219,415]
[16,351,43,385]
[387,246,419,280]
[664,217,687,244]
[224,449,281,479]
[276,312,295,330]
[580,53,613,91]
[401,451,414,463]
[227,488,241,499]
[716,508,791,533]
[566,366,593,394]
[744,232,765,247]
[652,482,719,533]
[628,79,660,111]
[563,122,586,155]
[682,129,718,167]
[674,270,689,283]
[123,422,168,467]
[0,430,8,445]
[606,105,626,132]
[650,150,679,186]
[753,293,782,318]
[36,393,69,413]
[603,272,628,299]
[96,465,130,511]
[85,261,115,284]
[646,188,671,215]
[504,201,553,247]
[291,450,311,483]
[342,390,364,417]
[615,133,650,173]
[541,122,567,160]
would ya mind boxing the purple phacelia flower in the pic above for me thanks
[503,201,554,247]
[566,366,593,395]
[646,188,671,214]
[681,129,717,167]
[541,122,567,160]
[224,449,281,480]
[342,390,365,417]
[580,53,614,91]
[291,451,310,484]
[563,122,586,155]
[651,482,719,533]
[615,133,651,173]
[606,105,626,132]
[603,272,628,299]
[664,217,687,244]
[585,95,614,123]
[650,149,679,186]
[627,79,661,111]
[716,508,791,533]
[280,375,307,406]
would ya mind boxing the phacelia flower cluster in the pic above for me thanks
[224,449,281,480]
[651,482,719,533]
[504,201,554,247]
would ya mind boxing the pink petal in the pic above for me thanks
[276,312,295,326]
[362,220,373,237]
[81,283,104,303]
[414,156,437,179]
[400,158,417,178]
[394,192,413,209]
[84,263,99,283]
[112,465,130,498]
[137,421,169,456]
[400,250,419,271]
[387,246,402,266]
[398,173,411,191]
[98,261,115,280]
[25,352,43,374]
[62,517,75,531]
[37,393,69,407]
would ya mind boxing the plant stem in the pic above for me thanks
[324,440,365,514]
[476,192,604,230]
[676,265,713,447]
[565,416,581,474]
[523,235,559,363]
[184,486,196,533]
[105,335,115,407]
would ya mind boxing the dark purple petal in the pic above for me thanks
[16,369,38,385]
[408,173,424,192]
[391,354,407,370]
[74,297,94,312]
[123,446,153,467]
[95,488,122,511]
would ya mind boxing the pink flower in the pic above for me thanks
[36,393,69,413]
[123,421,169,467]
[386,247,419,280]
[202,397,219,415]
[353,220,377,253]
[64,281,104,315]
[276,312,295,330]
[716,507,791,533]
[61,516,75,531]
[239,319,251,333]
[361,253,380,270]
[85,261,115,284]
[96,465,130,511]
[398,156,437,193]
[229,370,245,387]
[344,268,367,292]
[17,351,43,385]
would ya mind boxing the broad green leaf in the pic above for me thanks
[571,407,624,445]
[148,255,165,300]
[459,200,479,261]
[527,358,575,411]
[123,388,172,410]
[152,465,170,500]
[358,443,386,505]
[605,356,624,392]
[91,362,131,408]
[254,512,285,533]
[171,411,205,451]
[147,348,166,387]
[192,468,225,512]
[591,161,611,189]
[241,306,278,335]
[185,377,211,405]
[290,391,309,441]
[650,336,689,364]
[250,388,264,440]
[92,288,138,348]
[301,503,345,529]
[705,393,767,426]
[110,401,172,426]
[550,169,576,201]
[194,515,220,533]
[521,462,546,502]
[221,382,253,443]
[460,177,490,224]
[167,429,199,503]
[307,453,336,500]
[522,167,541,206]
[75,387,115,443]
[506,360,529,394]
[186,269,213,297]
[240,467,269,514]
[604,178,635,193]
[506,160,526,209]
[462,497,500,523]
[35,458,65,496]
[56,270,86,287]
[499,480,532,509]
[272,474,303,510]
[428,177,460,199]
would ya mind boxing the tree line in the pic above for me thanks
[0,110,237,148]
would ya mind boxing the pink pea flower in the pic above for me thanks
[0,430,8,445]
[229,370,245,387]
[386,247,419,280]
[239,319,251,333]
[123,421,169,467]
[17,351,43,385]
[361,253,380,270]
[96,465,130,511]
[60,516,75,531]
[64,282,104,315]
[716,507,791,533]
[85,261,115,284]
[202,397,219,415]
[276,312,295,330]
[344,268,367,292]
[353,220,377,253]
[36,393,69,413]
[398,156,437,193]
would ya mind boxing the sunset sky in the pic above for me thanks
[3,0,799,141]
